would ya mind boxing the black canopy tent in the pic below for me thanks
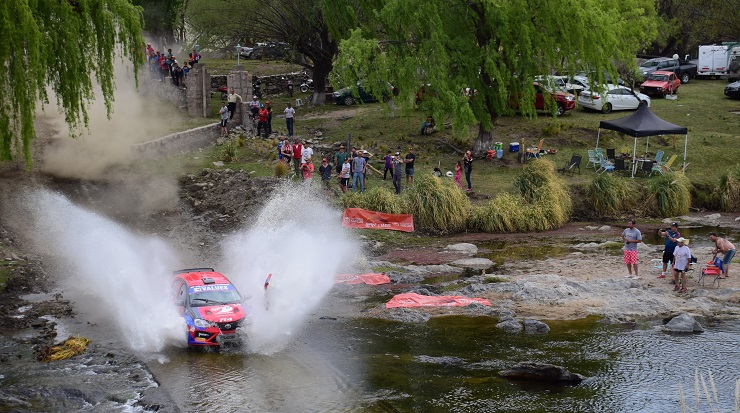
[595,104,688,177]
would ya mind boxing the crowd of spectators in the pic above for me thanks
[145,44,199,87]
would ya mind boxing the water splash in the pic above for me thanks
[221,184,361,355]
[23,189,185,352]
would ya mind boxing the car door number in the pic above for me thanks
[219,318,233,322]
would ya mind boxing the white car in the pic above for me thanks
[535,75,586,96]
[577,84,650,113]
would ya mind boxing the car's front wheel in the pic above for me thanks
[343,96,355,105]
[556,102,565,116]
[681,73,690,84]
[300,84,309,93]
[601,102,612,114]
[639,100,648,108]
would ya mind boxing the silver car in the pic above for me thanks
[577,84,651,113]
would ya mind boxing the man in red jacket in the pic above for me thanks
[257,104,269,138]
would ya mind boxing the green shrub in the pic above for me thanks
[647,172,692,217]
[274,161,289,177]
[471,193,529,232]
[360,187,405,214]
[402,175,471,234]
[586,173,634,218]
[220,140,238,162]
[716,163,740,212]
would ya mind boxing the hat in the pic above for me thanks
[395,152,400,155]
[676,237,687,243]
[671,222,679,227]
[266,101,271,104]
[446,171,453,177]
[260,104,265,108]
[340,145,345,149]
[466,150,472,155]
[322,158,328,162]
[253,96,258,99]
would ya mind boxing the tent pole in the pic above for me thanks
[596,129,601,150]
[632,138,638,178]
[683,133,688,172]
[645,136,649,158]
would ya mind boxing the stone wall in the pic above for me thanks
[133,122,220,158]
[184,64,211,117]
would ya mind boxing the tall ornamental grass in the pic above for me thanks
[648,172,692,217]
[403,175,471,234]
[586,173,634,218]
[716,164,740,212]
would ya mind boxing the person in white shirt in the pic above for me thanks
[301,144,313,164]
[672,237,692,293]
[284,103,296,136]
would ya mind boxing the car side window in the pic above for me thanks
[177,282,187,305]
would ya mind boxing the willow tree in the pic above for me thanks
[0,0,145,167]
[330,0,657,154]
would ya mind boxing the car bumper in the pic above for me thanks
[639,86,666,95]
[725,88,740,99]
[577,96,600,111]
[188,327,242,347]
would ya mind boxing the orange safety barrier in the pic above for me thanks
[335,273,391,285]
[386,292,491,308]
[342,208,414,232]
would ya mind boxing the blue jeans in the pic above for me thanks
[286,118,294,136]
[352,172,365,192]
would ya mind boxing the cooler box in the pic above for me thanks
[496,149,504,159]
[493,142,503,150]
[509,142,520,152]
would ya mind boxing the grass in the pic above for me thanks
[157,57,740,220]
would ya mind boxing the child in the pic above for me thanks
[302,158,314,182]
[454,161,462,188]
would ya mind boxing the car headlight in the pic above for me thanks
[333,92,340,97]
[194,318,215,328]
[564,96,575,101]
[658,87,663,91]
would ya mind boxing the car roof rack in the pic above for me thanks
[173,267,215,275]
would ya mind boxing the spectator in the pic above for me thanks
[672,237,691,293]
[420,116,435,135]
[189,49,200,66]
[301,142,314,165]
[658,222,680,278]
[227,88,242,120]
[248,96,260,121]
[292,139,303,179]
[352,150,367,192]
[334,145,348,174]
[463,151,473,191]
[302,158,314,182]
[454,161,463,188]
[219,101,229,138]
[280,137,293,166]
[621,219,642,279]
[405,148,416,184]
[709,233,736,279]
[339,157,351,193]
[383,151,393,180]
[392,152,403,194]
[182,63,190,78]
[257,104,269,138]
[266,101,273,135]
[284,103,295,136]
[319,158,333,193]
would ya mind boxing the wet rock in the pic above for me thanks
[406,264,463,274]
[387,309,431,323]
[444,243,478,255]
[496,318,523,333]
[598,225,611,231]
[704,213,721,220]
[450,258,494,270]
[388,271,425,284]
[30,318,47,328]
[500,362,585,384]
[523,319,550,334]
[662,313,704,333]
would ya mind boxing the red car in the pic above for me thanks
[532,82,576,116]
[172,268,250,347]
[639,70,680,97]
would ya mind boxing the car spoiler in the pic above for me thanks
[173,267,215,275]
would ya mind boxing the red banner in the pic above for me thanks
[386,293,491,308]
[342,208,414,232]
[335,273,391,285]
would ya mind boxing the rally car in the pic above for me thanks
[171,268,249,347]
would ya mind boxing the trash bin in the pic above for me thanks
[509,142,520,152]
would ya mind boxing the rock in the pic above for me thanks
[500,362,585,384]
[212,161,224,167]
[496,319,523,333]
[704,213,721,220]
[598,225,611,231]
[523,319,550,334]
[585,225,599,230]
[450,258,494,270]
[387,309,431,323]
[445,243,478,255]
[662,313,704,333]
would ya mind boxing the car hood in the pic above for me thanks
[195,304,247,322]
[641,80,669,87]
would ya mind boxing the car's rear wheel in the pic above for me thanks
[639,100,648,108]
[681,73,690,84]
[343,96,355,105]
[300,84,309,93]
[601,102,612,114]
[556,102,565,116]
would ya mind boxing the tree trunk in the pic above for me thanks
[472,125,494,156]
[309,57,333,105]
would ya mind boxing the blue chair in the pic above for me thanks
[596,153,614,173]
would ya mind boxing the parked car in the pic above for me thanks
[532,81,576,116]
[172,268,249,347]
[238,46,254,59]
[639,71,681,97]
[333,82,397,105]
[725,80,740,99]
[577,84,650,113]
[638,57,697,84]
[535,76,586,96]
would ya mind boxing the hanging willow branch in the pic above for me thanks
[0,0,145,168]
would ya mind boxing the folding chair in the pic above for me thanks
[640,160,653,176]
[558,154,582,175]
[586,149,600,170]
[697,258,724,288]
[606,148,616,161]
[614,158,627,173]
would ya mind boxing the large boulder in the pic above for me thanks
[496,318,523,333]
[500,362,585,384]
[450,258,494,270]
[445,243,478,255]
[662,313,704,333]
[523,319,550,334]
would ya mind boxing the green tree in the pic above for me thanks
[330,0,657,154]
[186,0,360,104]
[0,0,145,167]
[132,0,187,44]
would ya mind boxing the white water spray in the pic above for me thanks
[24,189,185,352]
[222,185,361,355]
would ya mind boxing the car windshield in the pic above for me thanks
[641,60,660,68]
[189,290,242,307]
[647,74,668,81]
